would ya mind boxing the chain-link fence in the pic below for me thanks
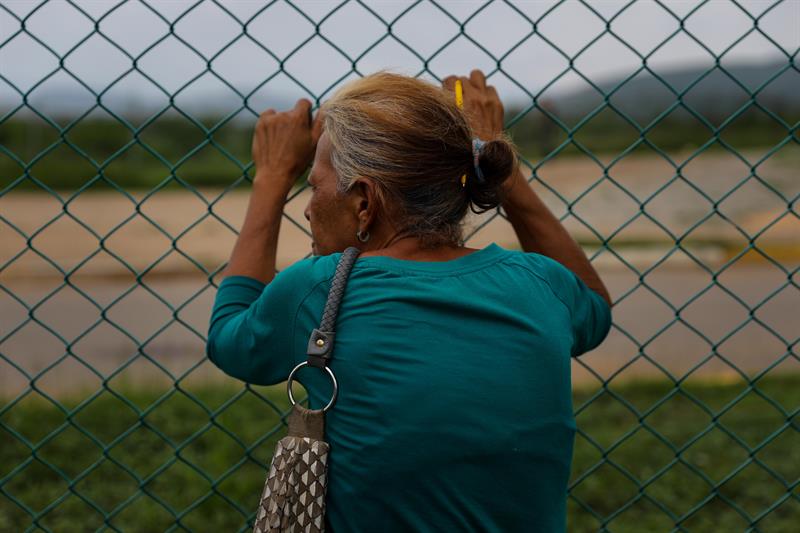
[1,0,798,531]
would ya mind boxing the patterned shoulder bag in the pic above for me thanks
[253,246,361,532]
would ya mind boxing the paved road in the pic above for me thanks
[2,261,797,397]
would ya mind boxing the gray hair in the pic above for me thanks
[320,71,517,248]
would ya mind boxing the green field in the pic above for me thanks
[1,374,798,532]
[3,107,794,192]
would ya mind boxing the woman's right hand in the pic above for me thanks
[442,69,504,141]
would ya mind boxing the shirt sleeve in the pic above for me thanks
[538,255,612,357]
[206,258,316,385]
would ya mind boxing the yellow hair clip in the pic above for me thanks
[454,79,464,109]
[455,79,466,187]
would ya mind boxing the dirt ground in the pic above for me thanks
[1,147,797,280]
[1,148,798,395]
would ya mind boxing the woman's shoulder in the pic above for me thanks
[494,248,600,305]
[275,245,571,285]
[274,253,338,287]
[495,246,570,279]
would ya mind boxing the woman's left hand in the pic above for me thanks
[251,98,323,193]
[442,69,504,142]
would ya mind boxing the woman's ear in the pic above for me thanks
[350,177,380,228]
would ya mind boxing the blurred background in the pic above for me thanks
[1,0,798,531]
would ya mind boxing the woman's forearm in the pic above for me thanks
[502,166,612,307]
[219,177,289,285]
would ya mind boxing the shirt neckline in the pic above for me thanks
[348,242,507,274]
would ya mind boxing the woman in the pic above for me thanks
[207,69,612,532]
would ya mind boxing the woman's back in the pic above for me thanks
[207,242,611,532]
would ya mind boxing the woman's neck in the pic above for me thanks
[359,235,478,261]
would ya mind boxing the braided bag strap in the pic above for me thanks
[255,248,361,532]
[305,246,361,368]
[320,247,361,332]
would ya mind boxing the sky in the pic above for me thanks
[0,0,797,117]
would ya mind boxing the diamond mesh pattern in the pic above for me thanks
[1,0,798,531]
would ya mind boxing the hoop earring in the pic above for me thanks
[356,229,371,243]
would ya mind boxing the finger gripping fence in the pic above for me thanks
[0,0,798,531]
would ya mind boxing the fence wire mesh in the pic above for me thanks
[1,0,798,531]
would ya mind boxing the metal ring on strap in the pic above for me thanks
[286,361,339,413]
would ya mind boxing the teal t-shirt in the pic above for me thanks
[207,242,611,532]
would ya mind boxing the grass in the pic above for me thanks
[1,375,798,532]
[569,374,800,531]
[4,111,795,192]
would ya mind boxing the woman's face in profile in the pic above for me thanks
[304,132,358,256]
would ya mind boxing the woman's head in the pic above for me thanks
[304,71,517,256]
